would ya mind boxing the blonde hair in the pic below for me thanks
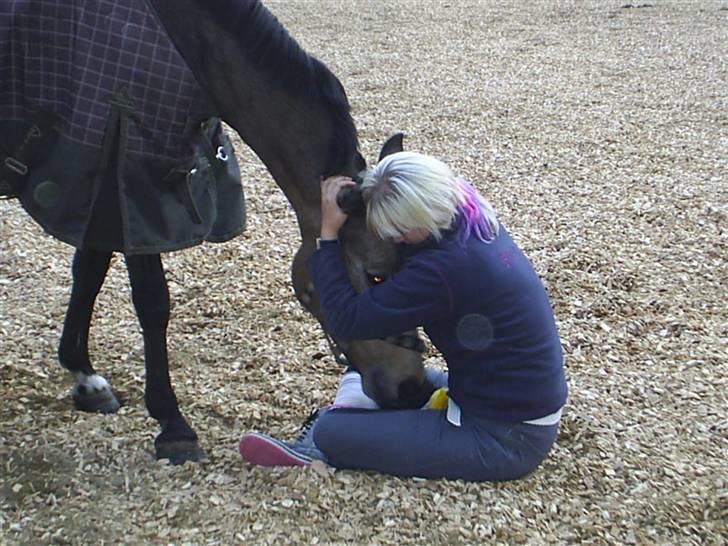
[361,151,499,242]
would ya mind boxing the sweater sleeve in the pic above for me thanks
[308,241,452,340]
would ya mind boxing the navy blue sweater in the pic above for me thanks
[308,223,567,422]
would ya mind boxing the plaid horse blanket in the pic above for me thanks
[0,0,245,254]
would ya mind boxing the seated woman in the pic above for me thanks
[239,150,567,482]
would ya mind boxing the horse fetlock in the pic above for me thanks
[58,341,93,375]
[155,417,204,464]
[157,414,198,442]
[71,373,121,414]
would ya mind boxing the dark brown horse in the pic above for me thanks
[1,0,434,464]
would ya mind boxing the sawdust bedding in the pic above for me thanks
[0,1,725,544]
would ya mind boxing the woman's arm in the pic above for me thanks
[308,242,451,339]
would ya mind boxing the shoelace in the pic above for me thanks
[295,409,320,442]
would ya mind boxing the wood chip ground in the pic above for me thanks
[1,1,726,545]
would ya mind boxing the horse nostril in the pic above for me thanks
[398,378,418,399]
[397,377,436,409]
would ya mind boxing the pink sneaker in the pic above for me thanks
[238,433,312,466]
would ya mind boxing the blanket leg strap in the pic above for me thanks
[0,111,57,199]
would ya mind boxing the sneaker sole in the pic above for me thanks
[238,433,311,467]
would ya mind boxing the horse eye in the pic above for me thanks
[368,274,385,285]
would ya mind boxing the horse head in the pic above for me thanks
[292,134,436,409]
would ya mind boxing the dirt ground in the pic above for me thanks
[1,1,726,545]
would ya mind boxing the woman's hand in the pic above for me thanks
[320,176,356,240]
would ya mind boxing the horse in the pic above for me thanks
[0,0,435,464]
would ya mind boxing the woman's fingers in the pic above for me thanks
[320,176,357,239]
[322,176,355,197]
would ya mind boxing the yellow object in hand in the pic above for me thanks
[426,387,449,410]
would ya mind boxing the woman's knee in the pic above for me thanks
[313,408,365,456]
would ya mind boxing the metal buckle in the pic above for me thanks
[4,156,28,176]
[215,146,228,162]
[185,167,198,183]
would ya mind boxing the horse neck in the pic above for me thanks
[146,0,358,237]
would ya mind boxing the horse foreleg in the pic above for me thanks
[59,249,121,413]
[125,254,204,464]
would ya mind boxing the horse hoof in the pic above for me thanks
[155,440,206,465]
[72,374,121,413]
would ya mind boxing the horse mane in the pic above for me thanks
[206,0,359,176]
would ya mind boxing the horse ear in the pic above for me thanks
[336,185,366,217]
[378,133,404,162]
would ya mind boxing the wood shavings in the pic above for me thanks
[1,2,726,544]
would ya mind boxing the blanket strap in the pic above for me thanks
[161,118,227,225]
[0,110,57,199]
[198,118,230,179]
